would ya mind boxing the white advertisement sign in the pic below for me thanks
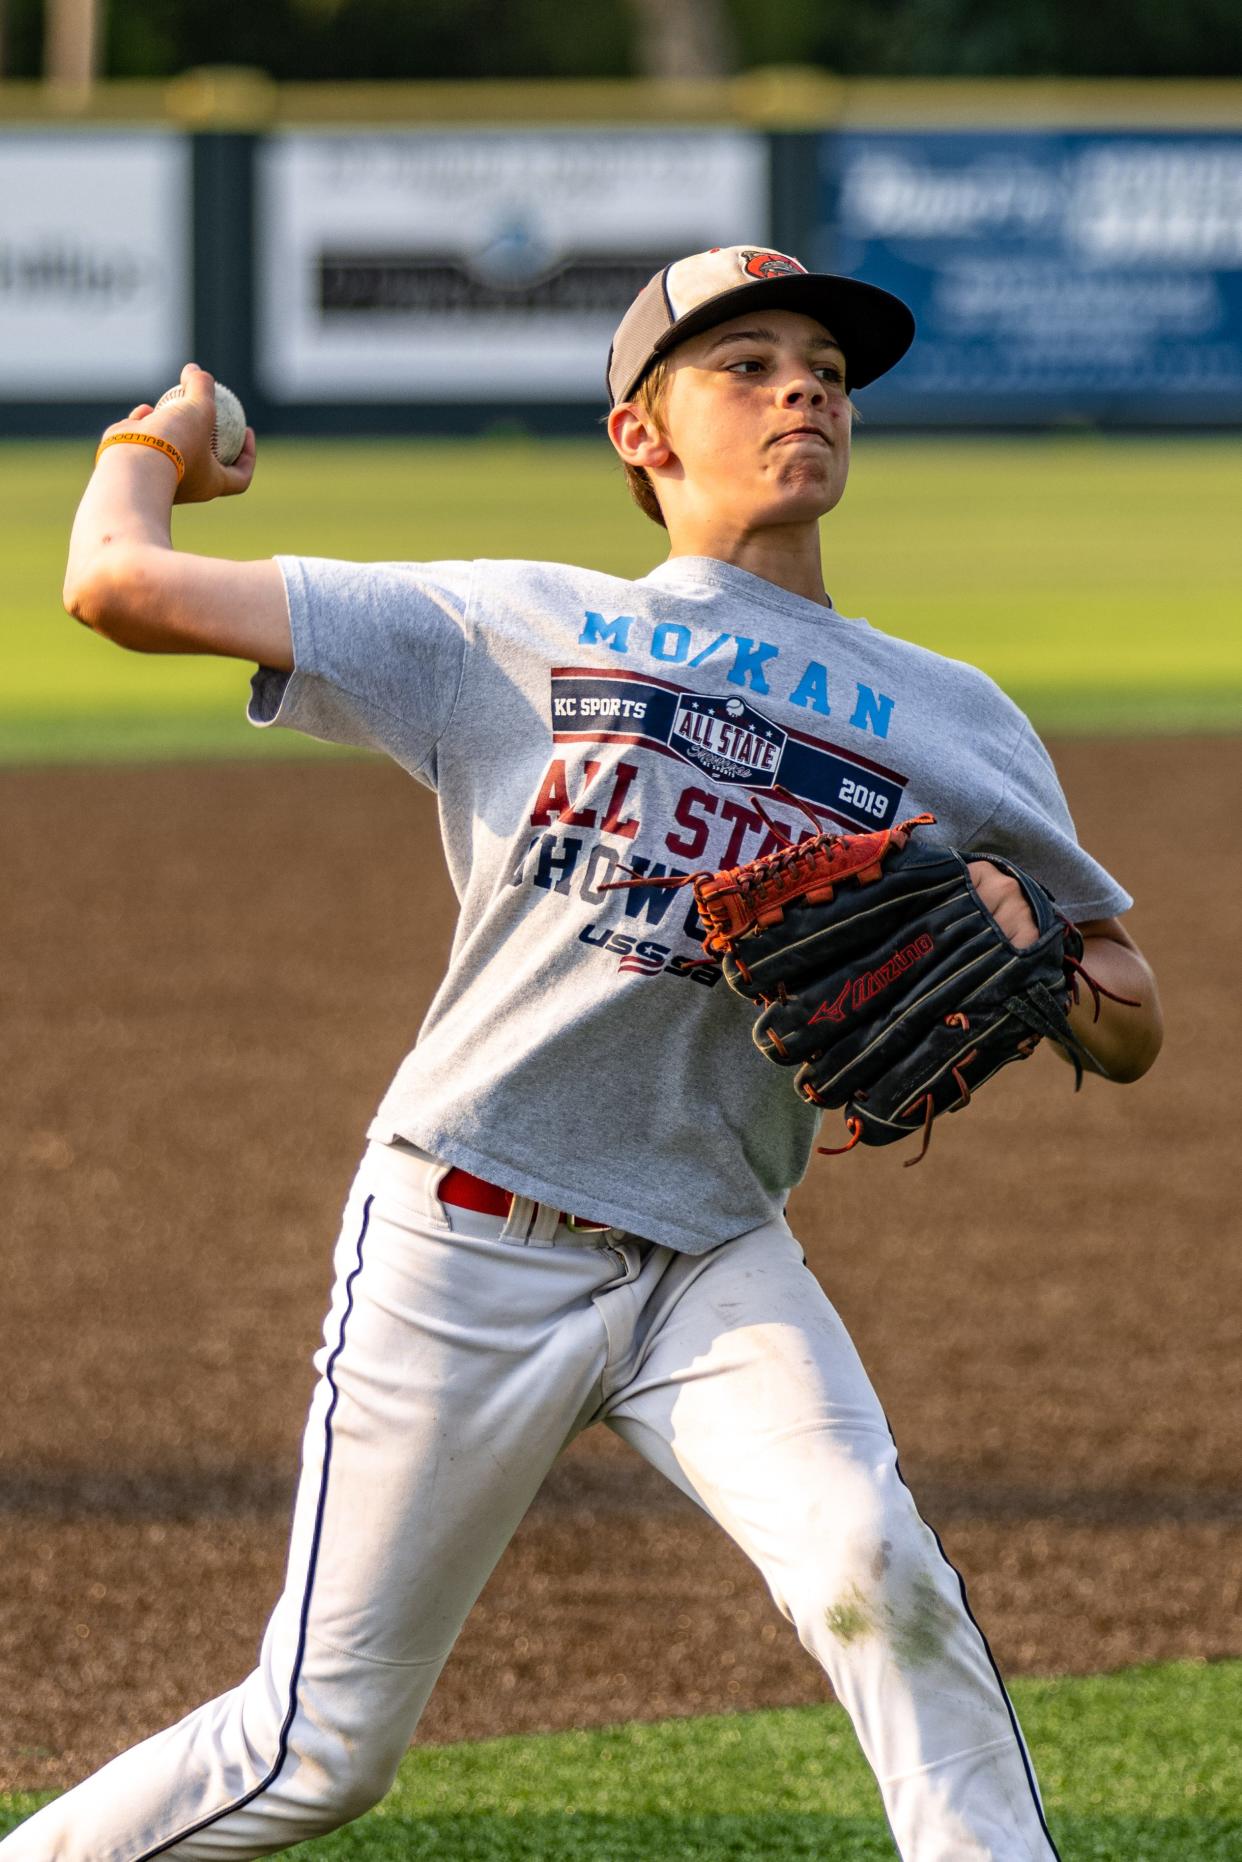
[0,133,190,397]
[258,130,769,401]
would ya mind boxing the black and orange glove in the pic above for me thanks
[609,802,1117,1163]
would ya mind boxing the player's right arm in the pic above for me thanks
[63,364,292,671]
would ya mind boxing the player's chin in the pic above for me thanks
[758,474,847,525]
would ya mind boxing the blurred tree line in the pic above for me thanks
[3,0,1242,82]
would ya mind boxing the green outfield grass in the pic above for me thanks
[2,1662,1240,1856]
[2,435,1239,764]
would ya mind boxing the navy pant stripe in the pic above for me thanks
[924,1515,1063,1859]
[889,1431,1063,1861]
[132,1193,374,1862]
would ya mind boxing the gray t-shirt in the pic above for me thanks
[250,554,1131,1252]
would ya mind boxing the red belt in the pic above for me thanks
[438,1166,610,1232]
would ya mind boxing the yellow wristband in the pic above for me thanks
[95,430,187,484]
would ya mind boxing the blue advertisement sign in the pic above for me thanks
[815,130,1242,423]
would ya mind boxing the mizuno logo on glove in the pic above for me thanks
[810,934,936,1025]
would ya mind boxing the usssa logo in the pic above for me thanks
[580,921,722,987]
[669,694,786,787]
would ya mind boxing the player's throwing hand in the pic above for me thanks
[95,362,256,505]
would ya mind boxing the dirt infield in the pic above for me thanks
[2,739,1239,1794]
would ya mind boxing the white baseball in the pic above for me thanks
[154,379,248,466]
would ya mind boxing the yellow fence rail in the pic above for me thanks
[2,67,1242,131]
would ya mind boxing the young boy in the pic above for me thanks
[8,246,1161,1860]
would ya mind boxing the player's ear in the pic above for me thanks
[607,402,673,471]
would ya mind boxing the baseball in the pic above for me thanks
[154,378,248,466]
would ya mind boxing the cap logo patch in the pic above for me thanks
[740,249,807,280]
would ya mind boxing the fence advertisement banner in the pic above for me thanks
[256,130,768,402]
[819,130,1242,422]
[0,133,191,398]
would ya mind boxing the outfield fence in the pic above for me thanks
[2,72,1242,436]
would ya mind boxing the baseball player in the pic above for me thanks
[7,246,1162,1860]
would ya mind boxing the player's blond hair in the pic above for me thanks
[620,352,861,531]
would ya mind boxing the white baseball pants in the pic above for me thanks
[3,1139,1061,1861]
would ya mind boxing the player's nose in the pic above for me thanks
[776,363,827,407]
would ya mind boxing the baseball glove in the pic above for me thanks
[606,798,1122,1163]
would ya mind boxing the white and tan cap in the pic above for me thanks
[607,244,915,407]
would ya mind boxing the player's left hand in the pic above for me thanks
[612,810,1111,1163]
[967,859,1040,948]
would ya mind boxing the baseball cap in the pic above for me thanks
[606,245,915,407]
